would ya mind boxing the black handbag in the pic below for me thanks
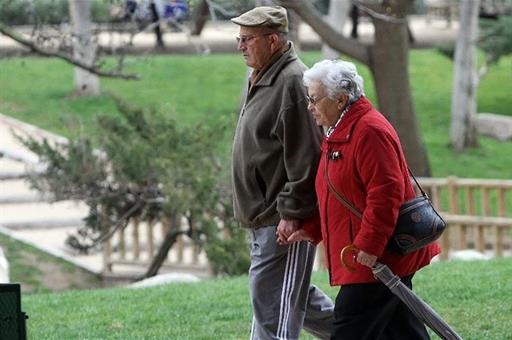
[326,165,446,255]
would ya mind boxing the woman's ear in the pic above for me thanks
[338,94,349,109]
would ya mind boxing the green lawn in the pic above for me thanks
[22,258,512,339]
[0,51,511,178]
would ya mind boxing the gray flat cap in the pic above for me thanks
[231,6,288,33]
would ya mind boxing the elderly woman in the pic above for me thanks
[286,59,441,339]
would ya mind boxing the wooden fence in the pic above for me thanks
[418,176,512,259]
[102,217,208,276]
[101,177,512,275]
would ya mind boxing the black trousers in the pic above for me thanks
[331,275,430,340]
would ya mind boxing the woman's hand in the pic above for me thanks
[356,249,377,268]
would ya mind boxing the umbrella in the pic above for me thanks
[341,245,463,340]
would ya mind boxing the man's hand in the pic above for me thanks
[356,249,378,268]
[286,229,312,243]
[276,219,300,245]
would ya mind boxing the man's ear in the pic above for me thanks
[270,33,281,49]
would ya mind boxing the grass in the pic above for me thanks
[0,54,246,138]
[0,51,511,178]
[21,258,512,339]
[414,258,512,339]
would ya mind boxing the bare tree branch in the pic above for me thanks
[353,0,408,24]
[0,22,140,80]
[279,0,370,65]
[191,0,210,35]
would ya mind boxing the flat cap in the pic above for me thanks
[231,6,288,33]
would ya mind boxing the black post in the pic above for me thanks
[0,284,28,340]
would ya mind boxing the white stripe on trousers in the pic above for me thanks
[250,316,256,340]
[284,244,301,338]
[277,242,300,340]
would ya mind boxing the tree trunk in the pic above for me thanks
[322,0,350,59]
[371,11,431,175]
[190,0,210,35]
[451,0,480,153]
[144,212,183,278]
[287,8,302,49]
[68,0,100,96]
[279,0,369,70]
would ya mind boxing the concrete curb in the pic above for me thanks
[0,224,101,275]
[0,113,69,146]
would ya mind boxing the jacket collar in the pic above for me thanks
[326,96,373,143]
[250,42,297,89]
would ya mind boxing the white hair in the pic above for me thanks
[303,59,364,104]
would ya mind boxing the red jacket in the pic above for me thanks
[304,97,440,286]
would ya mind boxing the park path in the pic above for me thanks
[0,16,458,56]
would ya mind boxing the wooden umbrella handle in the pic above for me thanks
[340,244,358,272]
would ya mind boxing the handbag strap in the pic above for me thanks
[324,155,363,220]
[324,154,427,221]
[407,167,428,198]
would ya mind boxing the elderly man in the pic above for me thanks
[231,6,334,340]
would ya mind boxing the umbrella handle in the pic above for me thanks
[340,244,358,272]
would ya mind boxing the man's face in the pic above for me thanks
[237,26,276,70]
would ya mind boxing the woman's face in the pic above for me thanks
[306,81,344,128]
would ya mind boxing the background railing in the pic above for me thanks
[419,177,512,259]
[102,216,208,276]
[101,177,512,275]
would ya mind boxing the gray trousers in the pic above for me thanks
[248,225,334,340]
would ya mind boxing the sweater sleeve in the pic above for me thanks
[272,77,322,220]
[300,209,323,244]
[352,125,405,257]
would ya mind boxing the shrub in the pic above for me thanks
[19,95,250,277]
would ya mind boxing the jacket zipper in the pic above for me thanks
[325,146,356,246]
[324,182,333,285]
[323,151,333,285]
[324,145,357,285]
[348,219,354,243]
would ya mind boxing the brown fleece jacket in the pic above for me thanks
[232,43,322,228]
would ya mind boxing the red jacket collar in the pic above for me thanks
[325,96,373,143]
